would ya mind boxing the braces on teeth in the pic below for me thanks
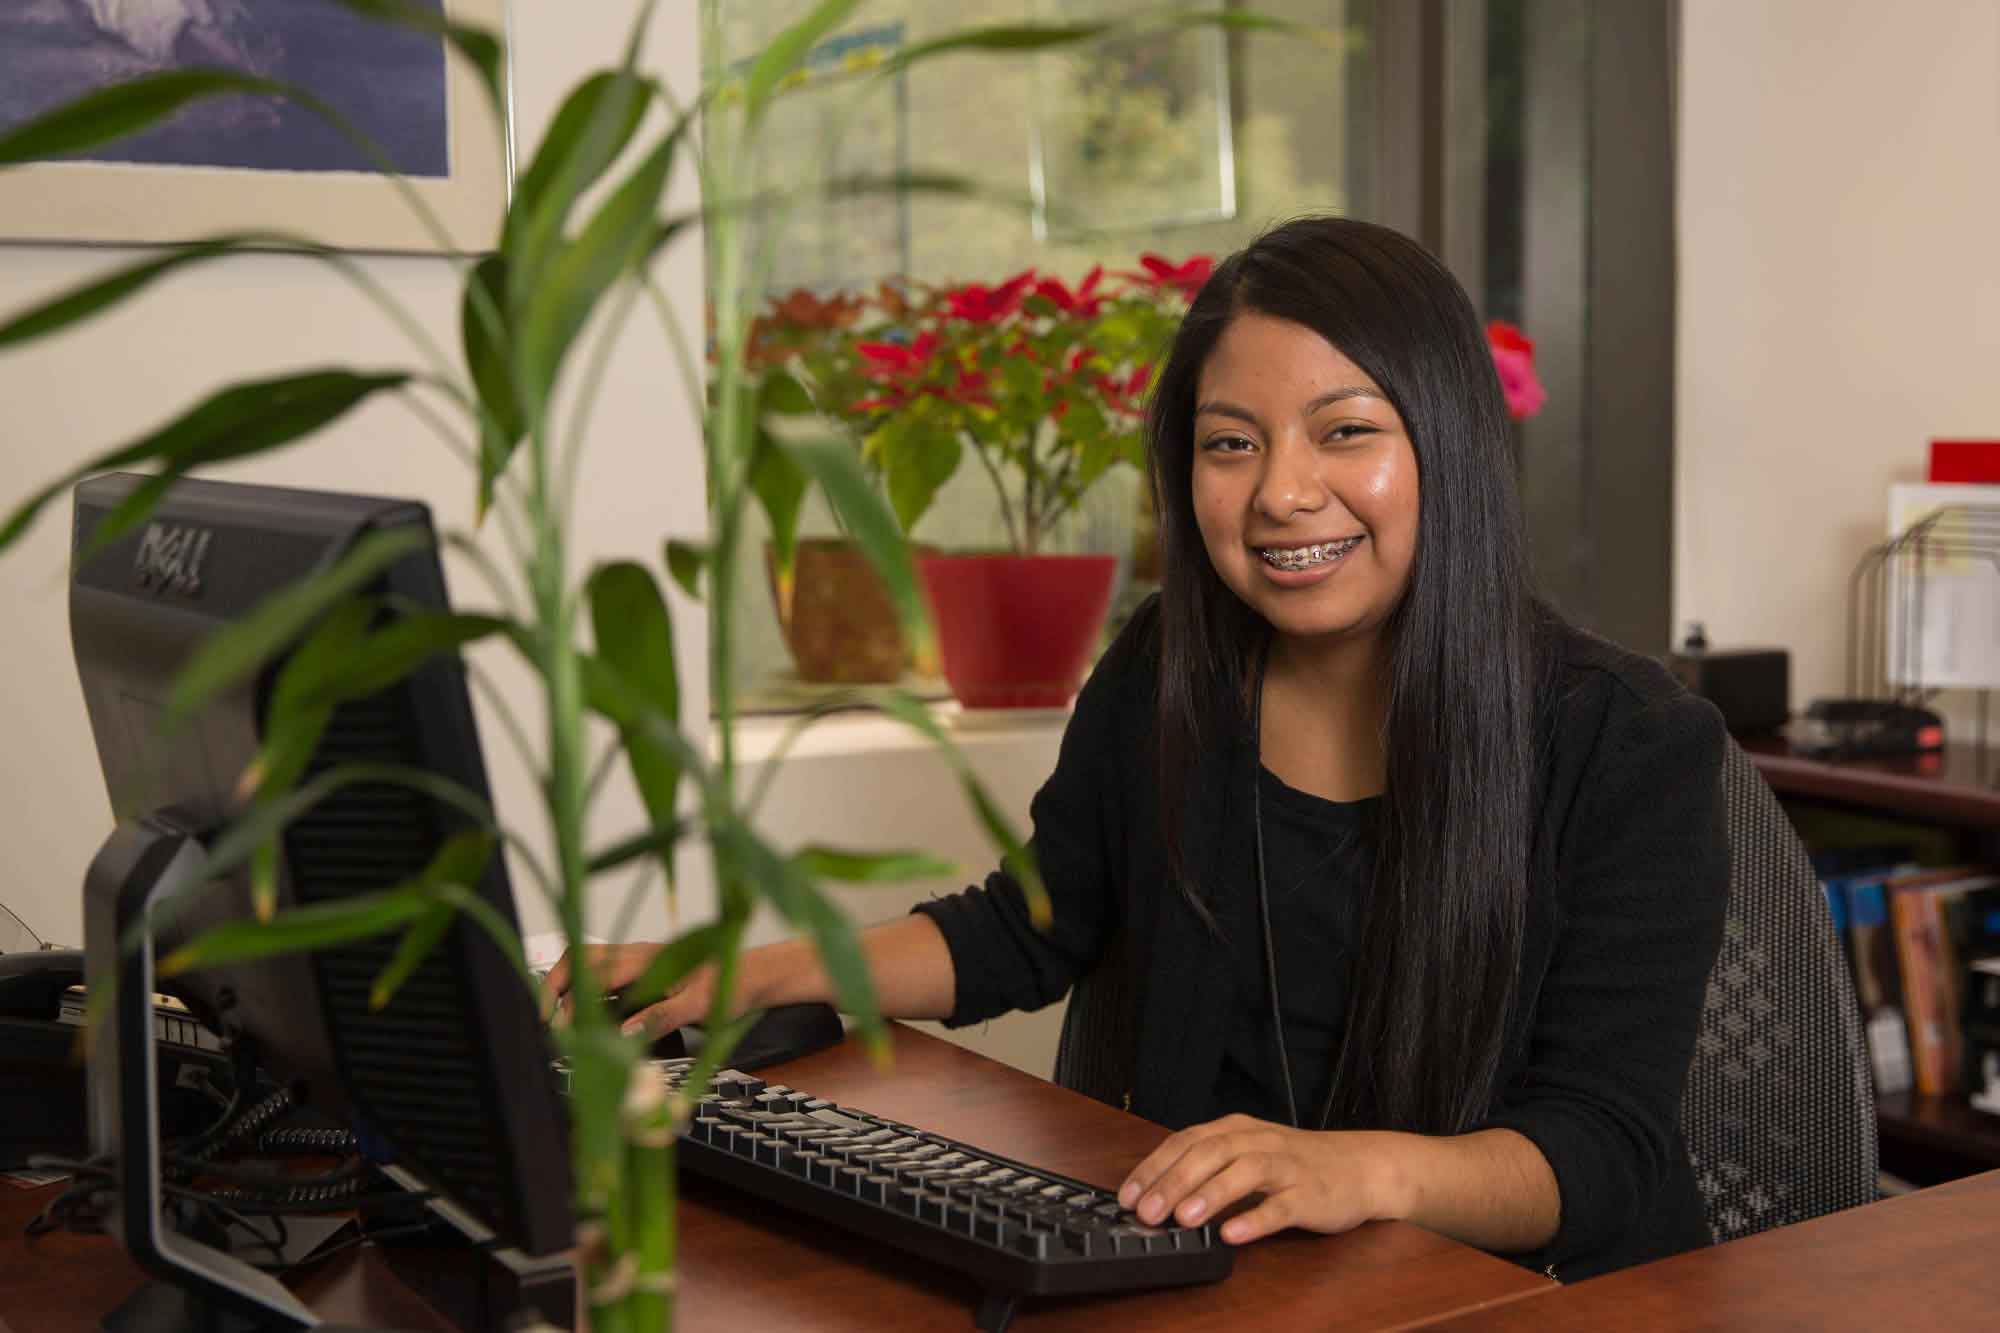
[1262,538,1359,571]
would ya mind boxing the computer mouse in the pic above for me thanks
[649,1002,845,1070]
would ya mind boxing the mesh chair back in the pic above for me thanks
[1684,740,1878,1241]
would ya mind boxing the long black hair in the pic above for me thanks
[1147,215,1541,1136]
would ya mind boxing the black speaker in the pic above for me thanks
[1669,624,1790,735]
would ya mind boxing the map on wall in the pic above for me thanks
[727,19,911,294]
[1029,0,1235,240]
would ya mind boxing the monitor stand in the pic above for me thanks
[83,818,410,1333]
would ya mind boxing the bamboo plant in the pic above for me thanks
[0,3,1318,1328]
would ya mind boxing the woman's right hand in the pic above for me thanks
[538,942,724,1039]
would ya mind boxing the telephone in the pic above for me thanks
[0,948,231,1169]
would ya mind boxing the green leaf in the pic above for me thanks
[665,540,707,601]
[244,596,376,810]
[204,763,493,889]
[798,885,881,1057]
[795,846,958,883]
[744,0,863,131]
[2,370,410,557]
[681,1007,761,1098]
[709,822,885,1052]
[618,922,729,1013]
[369,830,497,1009]
[0,70,294,166]
[774,434,928,653]
[558,1024,641,1214]
[577,656,710,827]
[461,256,523,517]
[712,821,808,923]
[244,605,512,811]
[512,72,649,239]
[298,610,511,704]
[869,691,1048,928]
[0,236,254,351]
[586,820,690,876]
[751,388,811,581]
[159,887,434,976]
[325,1,506,119]
[506,56,660,312]
[880,22,1115,78]
[119,761,494,958]
[164,526,430,725]
[372,905,453,1011]
[762,367,815,417]
[642,213,697,266]
[877,418,963,535]
[429,880,533,994]
[517,120,685,410]
[587,562,681,835]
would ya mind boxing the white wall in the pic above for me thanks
[1676,0,2000,710]
[0,4,708,948]
[737,711,1068,1077]
[0,4,1067,1079]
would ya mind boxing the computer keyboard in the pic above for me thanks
[555,1056,1233,1331]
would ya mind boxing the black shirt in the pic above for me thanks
[1209,768,1374,1126]
[916,596,1729,1281]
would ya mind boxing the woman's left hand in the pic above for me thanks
[1116,1115,1404,1244]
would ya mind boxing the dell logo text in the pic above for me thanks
[134,523,213,597]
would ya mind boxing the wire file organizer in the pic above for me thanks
[1847,503,2000,756]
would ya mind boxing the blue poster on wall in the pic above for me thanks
[0,0,449,177]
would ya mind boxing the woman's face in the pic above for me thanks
[1190,312,1420,650]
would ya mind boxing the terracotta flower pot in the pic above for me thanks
[916,553,1118,710]
[767,538,906,684]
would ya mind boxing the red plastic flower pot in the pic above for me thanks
[916,553,1119,710]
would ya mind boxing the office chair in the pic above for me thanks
[1052,737,1880,1246]
[1681,738,1878,1241]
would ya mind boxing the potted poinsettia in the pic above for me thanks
[766,254,1202,709]
[740,287,914,685]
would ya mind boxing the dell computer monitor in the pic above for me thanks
[70,473,570,1327]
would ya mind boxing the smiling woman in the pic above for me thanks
[563,215,1737,1286]
[1189,314,1419,654]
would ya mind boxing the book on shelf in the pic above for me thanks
[1888,867,2000,1096]
[1817,853,1919,1096]
[1967,959,2000,1117]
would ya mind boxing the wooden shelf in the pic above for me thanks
[1877,1092,2000,1168]
[1739,737,2000,1181]
[1876,1092,2000,1186]
[1741,738,2000,826]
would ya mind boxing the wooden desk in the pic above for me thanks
[673,1026,1553,1331]
[1413,1169,2000,1332]
[2,1024,1551,1332]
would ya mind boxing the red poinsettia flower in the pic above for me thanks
[848,389,910,414]
[947,368,994,407]
[942,269,1036,324]
[1485,320,1546,421]
[1095,362,1153,414]
[856,330,940,381]
[1032,265,1105,317]
[1119,253,1214,300]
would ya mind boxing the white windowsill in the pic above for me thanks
[718,700,1073,765]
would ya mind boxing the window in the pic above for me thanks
[711,1,1380,713]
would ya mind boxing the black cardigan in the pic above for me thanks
[915,596,1729,1281]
